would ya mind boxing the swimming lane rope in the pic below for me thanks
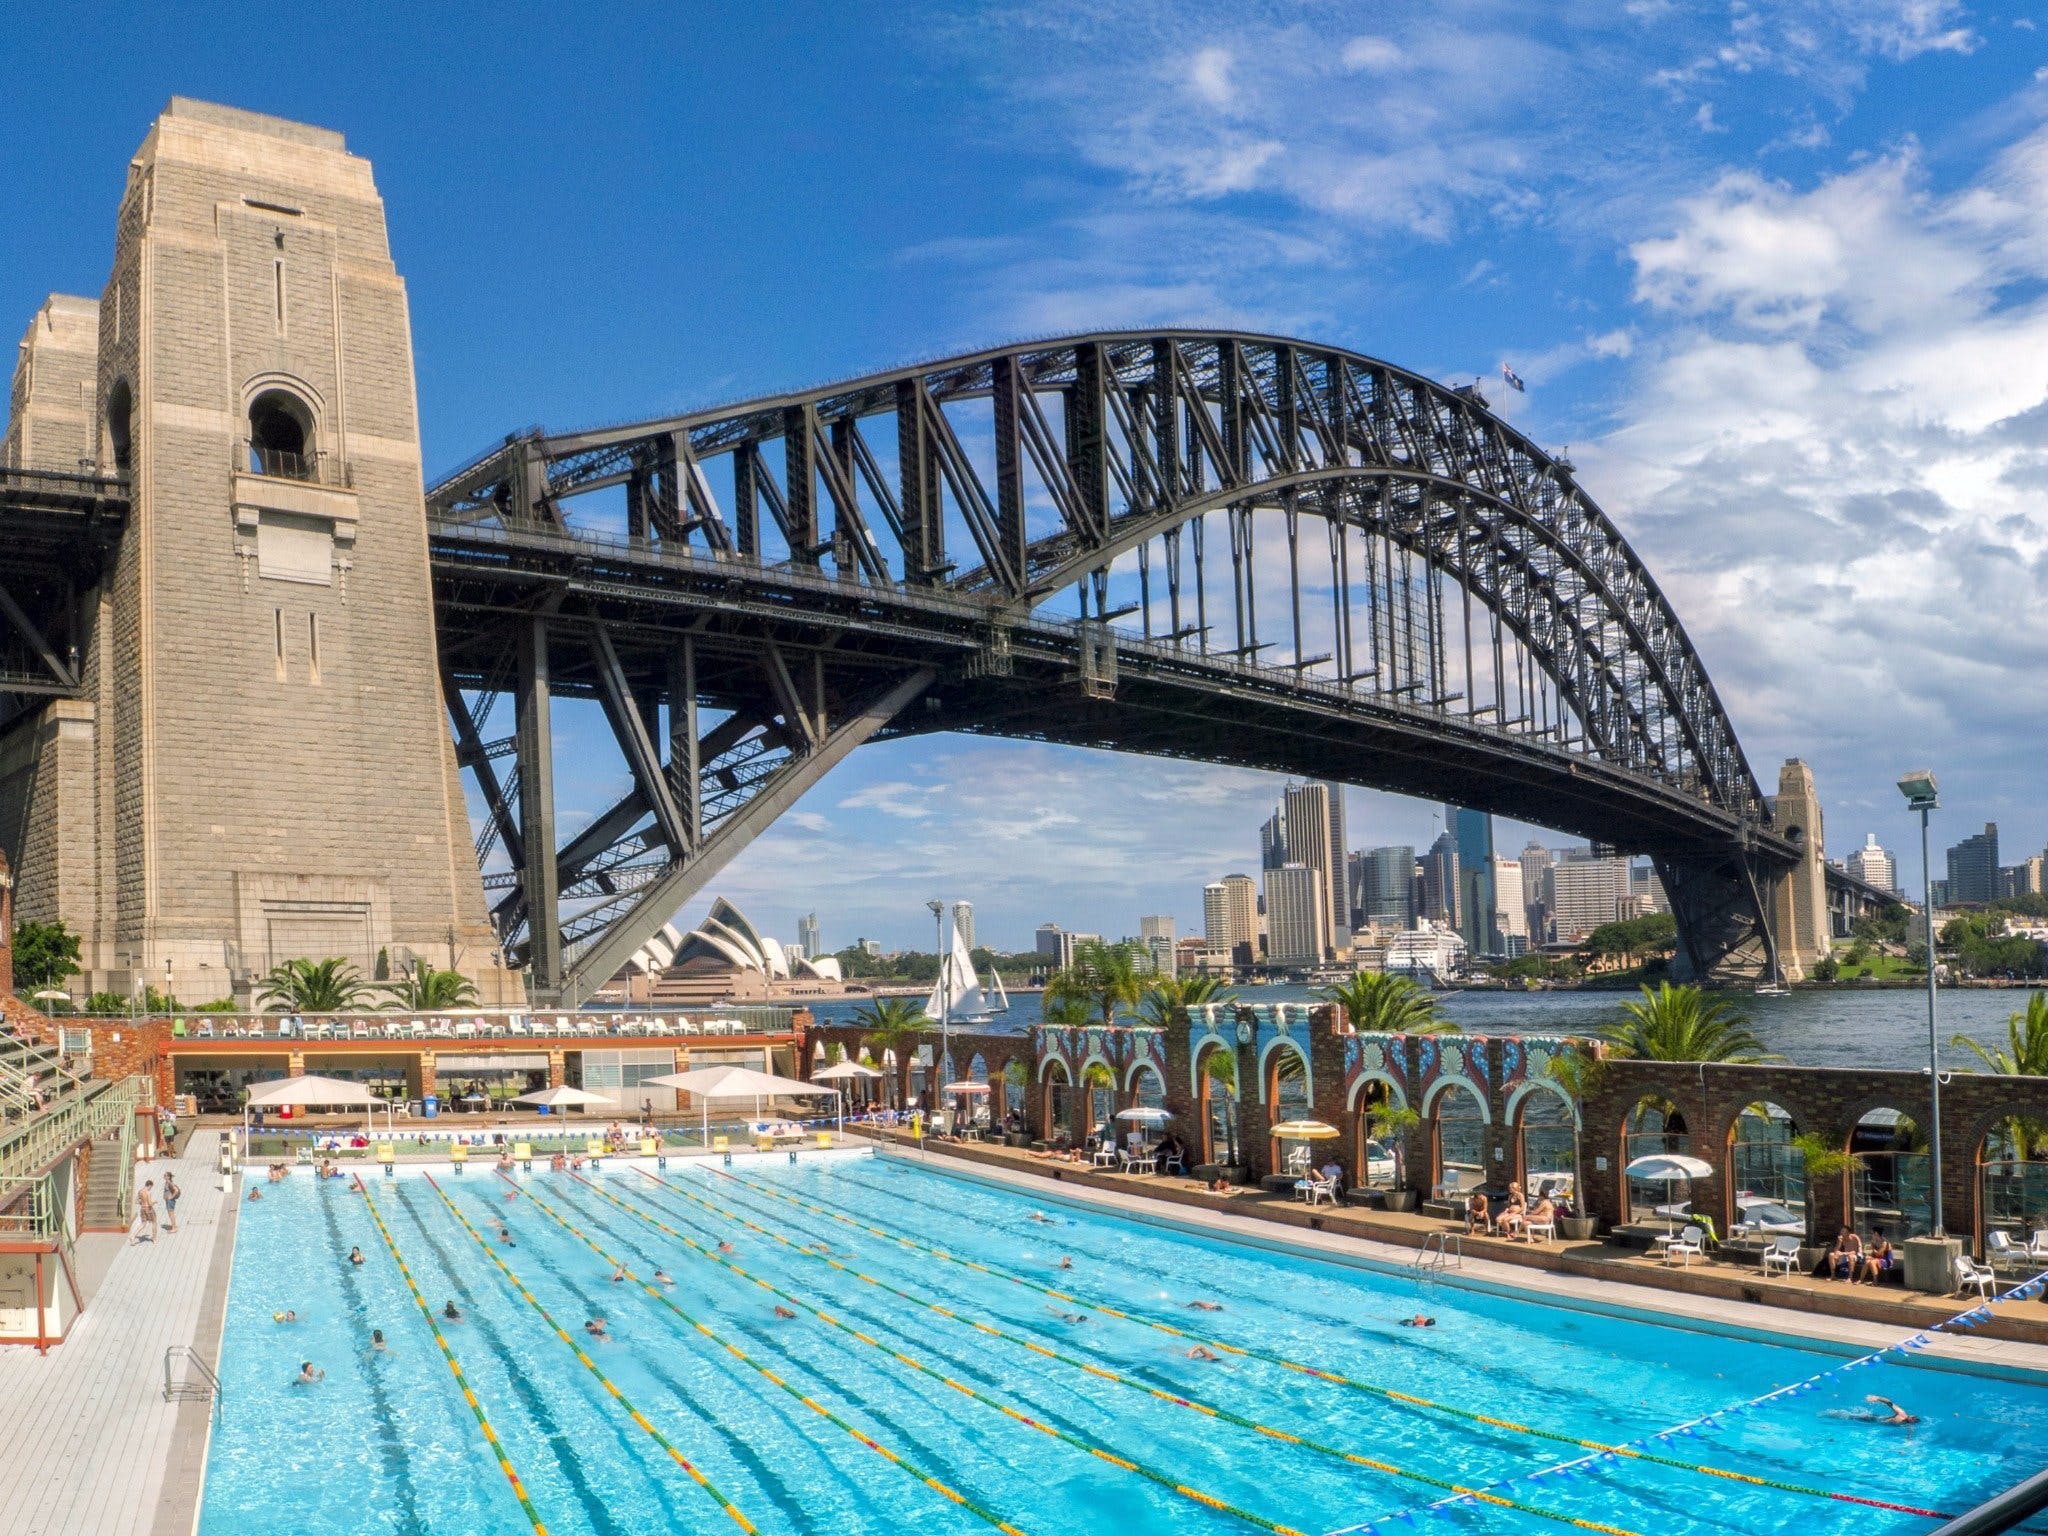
[419,1173,758,1534]
[352,1177,552,1536]
[708,1165,1958,1524]
[622,1167,1658,1536]
[548,1171,1316,1536]
[482,1172,1036,1536]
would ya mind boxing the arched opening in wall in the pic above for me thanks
[1082,1061,1116,1144]
[247,388,315,479]
[1122,1063,1166,1159]
[1851,1108,1931,1242]
[1514,1084,1577,1203]
[1041,1060,1072,1144]
[959,1052,991,1133]
[1430,1081,1488,1197]
[1265,1043,1312,1174]
[1729,1102,1809,1240]
[1129,1062,1165,1111]
[105,379,133,474]
[1978,1117,2048,1253]
[1622,1096,1688,1223]
[1002,1060,1026,1129]
[1194,1042,1238,1167]
[1351,1078,1407,1192]
[878,1049,900,1111]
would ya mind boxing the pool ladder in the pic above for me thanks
[1414,1232,1463,1276]
[163,1344,222,1414]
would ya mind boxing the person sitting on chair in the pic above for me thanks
[1465,1190,1491,1234]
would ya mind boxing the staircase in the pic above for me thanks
[80,1139,129,1230]
[0,1024,84,1124]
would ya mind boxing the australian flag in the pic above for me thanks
[1501,362,1526,393]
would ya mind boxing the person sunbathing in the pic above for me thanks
[1523,1196,1556,1242]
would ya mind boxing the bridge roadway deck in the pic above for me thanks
[0,1138,234,1536]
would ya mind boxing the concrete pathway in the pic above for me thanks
[0,1140,236,1536]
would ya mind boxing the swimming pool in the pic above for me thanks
[200,1149,2048,1536]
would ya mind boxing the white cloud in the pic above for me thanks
[1339,35,1401,71]
[836,781,946,819]
[1187,45,1236,108]
[1584,121,2048,834]
[783,810,832,834]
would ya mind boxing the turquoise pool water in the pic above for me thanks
[200,1151,2048,1536]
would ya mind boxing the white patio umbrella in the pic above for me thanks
[511,1085,616,1113]
[939,1081,990,1094]
[812,1061,882,1079]
[646,1064,844,1140]
[1115,1106,1172,1122]
[31,988,70,1005]
[243,1073,389,1151]
[1624,1152,1715,1233]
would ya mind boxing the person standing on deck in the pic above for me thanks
[133,1180,158,1243]
[162,1172,181,1233]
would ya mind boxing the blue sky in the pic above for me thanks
[4,3,2044,952]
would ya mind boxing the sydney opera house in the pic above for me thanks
[612,898,848,1005]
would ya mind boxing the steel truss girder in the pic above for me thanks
[430,331,1763,826]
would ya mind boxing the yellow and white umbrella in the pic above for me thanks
[1268,1119,1340,1140]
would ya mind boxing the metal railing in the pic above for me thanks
[163,1345,223,1412]
[1414,1231,1463,1272]
[0,1076,144,1241]
[242,444,353,488]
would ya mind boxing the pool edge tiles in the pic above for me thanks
[871,1145,2048,1387]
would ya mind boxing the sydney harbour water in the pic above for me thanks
[801,984,2048,1072]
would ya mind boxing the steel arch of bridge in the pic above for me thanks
[428,330,1796,1000]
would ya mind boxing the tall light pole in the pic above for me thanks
[1897,770,1944,1237]
[926,898,949,1130]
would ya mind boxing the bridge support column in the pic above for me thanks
[1764,758,1830,982]
[516,619,562,994]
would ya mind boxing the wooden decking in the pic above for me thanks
[0,1140,235,1536]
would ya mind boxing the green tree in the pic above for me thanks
[1317,970,1452,1034]
[1044,938,1151,1028]
[384,964,480,1011]
[1583,913,1679,968]
[1601,982,1778,1063]
[10,919,82,995]
[1952,993,2048,1158]
[1810,953,1839,983]
[256,956,376,1013]
[852,995,928,1055]
[1134,973,1235,1031]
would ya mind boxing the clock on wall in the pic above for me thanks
[1235,1020,1253,1045]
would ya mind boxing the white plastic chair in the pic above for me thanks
[2028,1229,2048,1263]
[1091,1138,1118,1167]
[1761,1235,1802,1277]
[1524,1215,1557,1243]
[1986,1230,2033,1275]
[1297,1172,1337,1207]
[1663,1224,1707,1266]
[1954,1253,1996,1299]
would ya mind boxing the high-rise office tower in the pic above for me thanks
[1420,832,1460,927]
[1035,923,1064,958]
[1320,780,1348,923]
[1139,914,1175,942]
[1549,857,1632,941]
[1519,841,1553,943]
[1946,825,1999,904]
[1489,856,1527,955]
[1211,873,1258,966]
[1450,807,1495,958]
[1263,864,1327,966]
[796,912,821,959]
[1359,845,1416,928]
[950,900,975,952]
[1280,782,1344,957]
[1260,810,1288,871]
[1847,834,1896,896]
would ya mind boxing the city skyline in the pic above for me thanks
[5,6,2043,960]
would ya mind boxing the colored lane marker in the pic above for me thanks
[556,1171,1313,1536]
[420,1173,757,1534]
[492,1171,1033,1536]
[353,1178,553,1536]
[629,1167,1648,1536]
[715,1165,1956,1525]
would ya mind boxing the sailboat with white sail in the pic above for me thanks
[923,918,1009,1026]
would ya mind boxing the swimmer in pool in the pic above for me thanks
[1399,1315,1436,1328]
[369,1329,387,1352]
[610,1264,627,1283]
[585,1316,608,1338]
[653,1270,675,1287]
[272,1310,297,1323]
[1187,1346,1219,1361]
[1029,1211,1057,1224]
[718,1241,736,1255]
[1850,1394,1920,1426]
[1058,1255,1073,1270]
[348,1246,364,1265]
[1186,1300,1223,1312]
[442,1300,462,1322]
[295,1362,324,1385]
[773,1305,796,1319]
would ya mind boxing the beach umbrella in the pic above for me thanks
[1268,1119,1340,1139]
[812,1061,882,1079]
[1114,1106,1173,1122]
[243,1073,389,1148]
[1625,1152,1715,1233]
[31,988,70,1004]
[940,1081,990,1094]
[646,1064,843,1139]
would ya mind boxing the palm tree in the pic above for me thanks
[1601,982,1778,1062]
[384,964,479,1011]
[1953,993,2048,1158]
[1134,973,1236,1030]
[1202,1048,1241,1164]
[853,995,928,1054]
[1045,938,1152,1029]
[1317,970,1452,1034]
[257,956,376,1013]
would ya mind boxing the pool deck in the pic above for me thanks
[0,1137,236,1536]
[860,1130,2048,1374]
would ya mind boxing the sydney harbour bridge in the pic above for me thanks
[0,105,1887,1006]
[0,327,1886,1002]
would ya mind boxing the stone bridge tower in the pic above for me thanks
[0,100,509,1005]
[1766,757,1830,982]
